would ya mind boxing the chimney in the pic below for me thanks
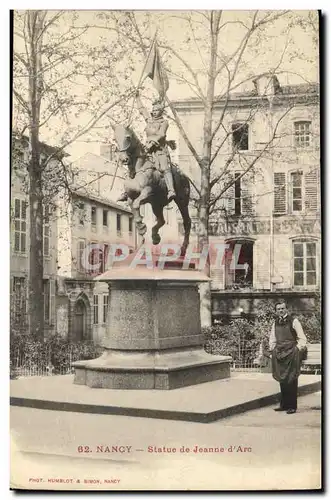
[253,74,282,97]
[99,144,114,161]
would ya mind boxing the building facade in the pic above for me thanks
[11,137,60,336]
[11,141,137,344]
[173,77,320,319]
[56,188,136,345]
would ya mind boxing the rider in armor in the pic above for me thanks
[117,91,176,203]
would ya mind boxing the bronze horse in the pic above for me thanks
[114,125,191,255]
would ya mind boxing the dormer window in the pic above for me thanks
[294,121,311,148]
[232,123,249,151]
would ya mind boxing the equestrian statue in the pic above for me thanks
[114,91,191,255]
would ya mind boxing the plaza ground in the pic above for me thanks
[10,391,321,491]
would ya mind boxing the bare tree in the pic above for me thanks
[12,10,139,339]
[91,10,317,325]
[13,10,318,333]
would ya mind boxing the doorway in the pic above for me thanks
[73,299,86,341]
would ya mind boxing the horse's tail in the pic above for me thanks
[171,163,190,202]
[183,173,191,200]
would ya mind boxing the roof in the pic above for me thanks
[12,134,70,158]
[172,82,319,108]
[219,82,319,100]
[70,152,126,178]
[71,152,114,165]
[71,188,132,215]
[277,83,319,95]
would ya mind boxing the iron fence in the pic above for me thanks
[11,347,76,378]
[206,337,270,373]
[13,364,75,377]
[10,341,101,378]
[229,346,272,373]
[11,342,271,378]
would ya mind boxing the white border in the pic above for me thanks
[2,4,328,499]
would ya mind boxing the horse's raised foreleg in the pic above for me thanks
[175,200,191,256]
[132,186,153,211]
[151,202,165,246]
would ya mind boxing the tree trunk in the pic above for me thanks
[199,12,220,328]
[29,134,44,339]
[27,11,45,340]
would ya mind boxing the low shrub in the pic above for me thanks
[10,333,103,374]
[204,298,321,363]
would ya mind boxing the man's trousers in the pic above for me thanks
[280,378,298,410]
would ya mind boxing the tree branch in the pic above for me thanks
[36,10,64,41]
[42,88,138,166]
[13,89,30,114]
[208,103,294,208]
[158,43,206,102]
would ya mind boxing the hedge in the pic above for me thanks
[204,299,321,361]
[10,333,103,377]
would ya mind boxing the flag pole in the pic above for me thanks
[127,31,158,126]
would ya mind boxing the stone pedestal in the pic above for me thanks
[73,256,231,390]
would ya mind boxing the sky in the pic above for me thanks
[12,10,319,162]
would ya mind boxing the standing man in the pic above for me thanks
[269,300,307,414]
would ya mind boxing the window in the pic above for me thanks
[129,217,133,233]
[234,173,241,215]
[43,279,51,324]
[103,294,109,324]
[91,206,97,227]
[290,171,303,213]
[77,239,86,272]
[13,199,27,253]
[12,277,27,324]
[225,241,253,290]
[90,241,99,270]
[232,123,249,151]
[274,170,318,215]
[100,144,117,161]
[93,295,99,324]
[226,172,253,215]
[103,209,108,227]
[293,241,317,287]
[294,121,311,148]
[78,202,85,226]
[100,244,109,274]
[117,214,122,234]
[110,144,116,161]
[43,206,50,256]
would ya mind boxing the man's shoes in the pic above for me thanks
[274,407,286,412]
[286,409,297,414]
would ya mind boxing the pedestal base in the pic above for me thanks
[73,348,231,390]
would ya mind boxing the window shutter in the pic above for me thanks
[224,247,235,288]
[242,172,255,215]
[305,170,318,213]
[226,175,235,214]
[273,172,287,214]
